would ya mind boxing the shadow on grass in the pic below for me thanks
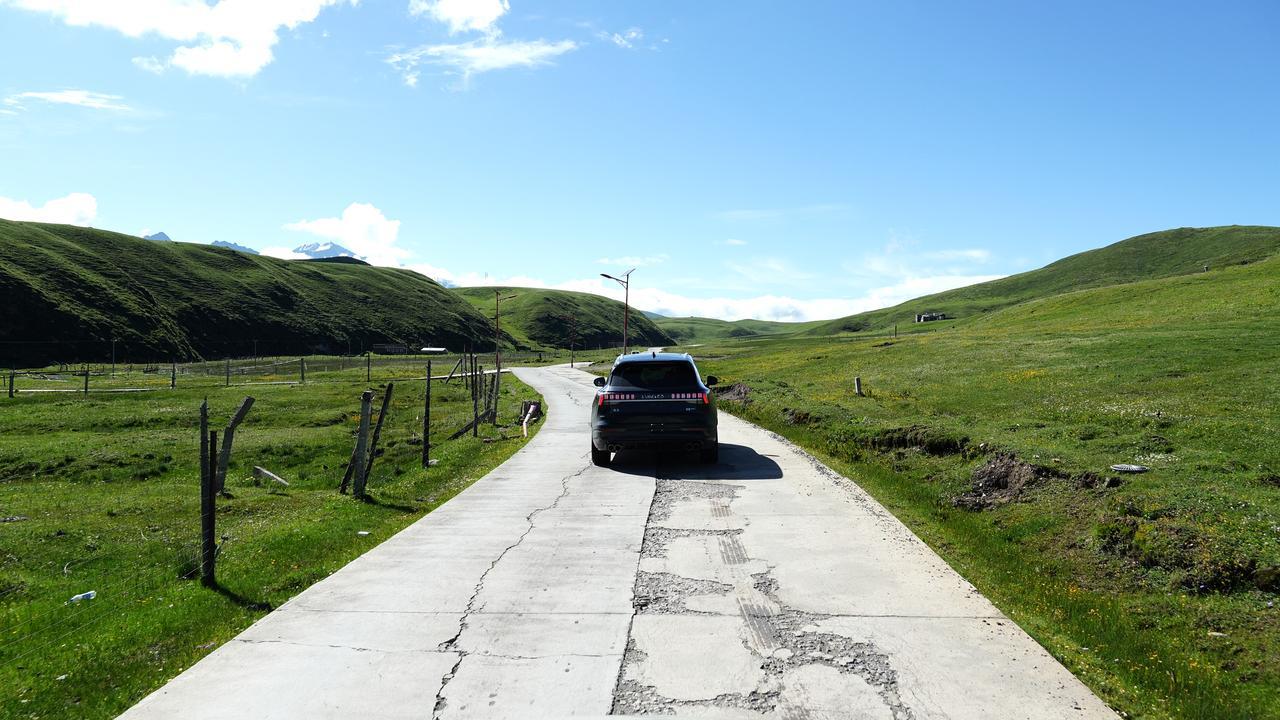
[208,582,273,612]
[359,494,420,513]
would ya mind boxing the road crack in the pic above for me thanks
[430,462,583,718]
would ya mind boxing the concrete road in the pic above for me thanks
[120,365,1116,719]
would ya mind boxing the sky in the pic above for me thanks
[1,1,1278,322]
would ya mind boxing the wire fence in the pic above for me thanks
[0,360,548,716]
[1,349,607,398]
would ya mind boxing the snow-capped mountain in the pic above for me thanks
[292,241,357,259]
[212,240,259,255]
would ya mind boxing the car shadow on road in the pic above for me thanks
[608,443,783,481]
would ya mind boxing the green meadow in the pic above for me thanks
[676,254,1280,718]
[0,365,543,719]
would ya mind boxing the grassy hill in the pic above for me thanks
[805,225,1280,336]
[687,253,1280,717]
[652,316,823,344]
[451,286,673,350]
[0,220,496,366]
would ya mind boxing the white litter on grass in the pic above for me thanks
[1110,464,1149,473]
[69,590,96,603]
[357,531,370,536]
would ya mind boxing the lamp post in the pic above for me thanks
[600,268,635,355]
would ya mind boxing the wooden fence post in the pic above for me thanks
[300,358,307,384]
[8,371,14,398]
[423,360,432,468]
[171,362,177,389]
[225,359,231,387]
[202,427,218,587]
[366,355,371,383]
[472,364,481,438]
[83,370,89,396]
[855,376,864,397]
[214,397,255,494]
[352,391,374,498]
[362,383,394,484]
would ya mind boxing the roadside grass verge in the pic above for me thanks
[0,373,544,719]
[683,258,1280,718]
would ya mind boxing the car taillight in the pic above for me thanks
[598,392,636,406]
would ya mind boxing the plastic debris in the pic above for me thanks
[1110,464,1149,473]
[357,531,370,536]
[69,590,96,603]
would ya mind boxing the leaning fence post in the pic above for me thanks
[423,360,432,468]
[352,390,374,498]
[214,397,255,494]
[202,428,218,587]
[363,383,394,484]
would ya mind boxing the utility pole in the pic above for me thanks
[556,313,579,368]
[493,291,516,424]
[600,268,635,355]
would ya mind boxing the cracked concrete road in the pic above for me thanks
[119,365,1116,720]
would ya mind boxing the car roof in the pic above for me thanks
[612,351,695,366]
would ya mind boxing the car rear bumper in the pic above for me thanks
[592,425,716,451]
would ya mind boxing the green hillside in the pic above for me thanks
[653,316,817,344]
[451,286,674,350]
[0,220,495,365]
[806,225,1280,335]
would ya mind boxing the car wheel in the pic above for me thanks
[700,443,718,464]
[591,444,611,466]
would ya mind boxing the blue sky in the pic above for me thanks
[1,1,1277,321]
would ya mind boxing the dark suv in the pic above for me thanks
[590,352,719,466]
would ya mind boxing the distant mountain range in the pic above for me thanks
[293,241,356,259]
[210,240,258,254]
[143,231,171,242]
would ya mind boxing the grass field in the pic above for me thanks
[0,364,544,719]
[662,254,1280,718]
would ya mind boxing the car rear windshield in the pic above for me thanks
[609,361,699,390]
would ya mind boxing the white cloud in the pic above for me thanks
[720,238,747,246]
[596,254,668,268]
[599,27,643,49]
[131,56,166,74]
[4,90,131,111]
[283,202,406,265]
[6,0,356,78]
[409,0,508,35]
[387,37,577,85]
[0,192,97,225]
[391,0,576,86]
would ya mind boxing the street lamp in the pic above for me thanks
[600,268,635,355]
